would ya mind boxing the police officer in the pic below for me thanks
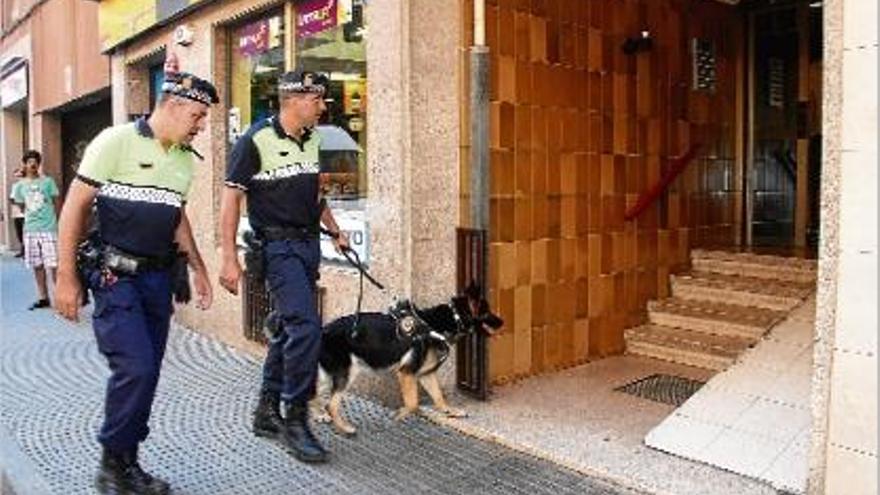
[218,69,349,464]
[55,72,219,494]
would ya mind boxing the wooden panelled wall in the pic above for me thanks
[459,0,744,384]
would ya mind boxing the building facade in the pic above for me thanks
[98,0,462,359]
[22,0,876,493]
[0,0,111,251]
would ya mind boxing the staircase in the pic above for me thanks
[625,249,816,371]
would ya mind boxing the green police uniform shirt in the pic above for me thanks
[76,118,195,257]
[12,176,59,233]
[225,116,324,232]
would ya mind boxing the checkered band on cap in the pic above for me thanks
[278,71,328,95]
[162,73,219,105]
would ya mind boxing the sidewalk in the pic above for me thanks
[0,256,630,495]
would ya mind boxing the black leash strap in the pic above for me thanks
[340,248,384,291]
[321,228,384,290]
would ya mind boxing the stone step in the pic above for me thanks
[648,298,785,340]
[691,249,817,284]
[671,272,814,311]
[625,324,755,371]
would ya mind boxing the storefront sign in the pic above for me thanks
[238,19,270,57]
[98,0,210,51]
[320,209,370,265]
[1,65,28,109]
[297,0,338,39]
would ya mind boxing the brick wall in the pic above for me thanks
[460,0,744,383]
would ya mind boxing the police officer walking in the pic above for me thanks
[218,69,349,464]
[55,72,219,494]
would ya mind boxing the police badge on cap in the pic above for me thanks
[161,72,220,105]
[278,69,329,95]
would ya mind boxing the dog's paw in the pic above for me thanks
[443,407,468,418]
[393,407,417,421]
[334,422,357,437]
[313,410,332,424]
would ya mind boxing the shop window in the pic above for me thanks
[296,0,369,264]
[295,0,368,207]
[228,2,370,265]
[229,11,286,143]
[148,63,164,110]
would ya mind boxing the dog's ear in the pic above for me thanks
[481,311,504,330]
[451,295,472,319]
[464,281,482,301]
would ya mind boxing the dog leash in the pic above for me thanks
[321,228,385,290]
[322,229,388,331]
[341,248,385,291]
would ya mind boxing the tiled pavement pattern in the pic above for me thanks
[0,257,629,495]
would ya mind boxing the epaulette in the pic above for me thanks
[181,145,204,161]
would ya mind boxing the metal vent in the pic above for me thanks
[615,374,705,407]
[692,38,718,93]
[242,271,324,344]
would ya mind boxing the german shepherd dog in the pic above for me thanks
[268,286,503,436]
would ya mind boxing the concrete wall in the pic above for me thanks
[0,33,30,252]
[106,0,462,403]
[0,0,108,253]
[30,0,108,112]
[809,0,878,493]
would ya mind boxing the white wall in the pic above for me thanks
[814,0,879,493]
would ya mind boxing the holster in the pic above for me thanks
[75,236,103,306]
[171,248,191,304]
[242,230,266,283]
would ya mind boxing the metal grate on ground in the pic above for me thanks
[0,258,627,495]
[614,374,705,407]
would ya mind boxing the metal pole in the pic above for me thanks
[469,54,489,232]
[470,0,491,399]
[470,0,490,277]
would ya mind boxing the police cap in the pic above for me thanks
[278,69,329,95]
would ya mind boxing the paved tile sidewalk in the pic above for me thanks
[0,257,631,495]
[646,296,817,493]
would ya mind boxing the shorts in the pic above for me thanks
[24,232,58,269]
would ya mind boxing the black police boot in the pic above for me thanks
[252,389,284,438]
[281,403,329,463]
[95,447,170,495]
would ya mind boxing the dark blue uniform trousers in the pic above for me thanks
[91,270,172,453]
[261,238,322,405]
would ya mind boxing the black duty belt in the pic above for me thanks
[258,226,320,242]
[103,245,176,274]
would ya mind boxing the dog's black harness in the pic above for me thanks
[447,302,467,335]
[386,299,452,376]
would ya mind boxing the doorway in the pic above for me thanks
[60,95,112,195]
[746,1,823,249]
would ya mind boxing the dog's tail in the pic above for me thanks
[263,310,283,341]
[319,315,356,370]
